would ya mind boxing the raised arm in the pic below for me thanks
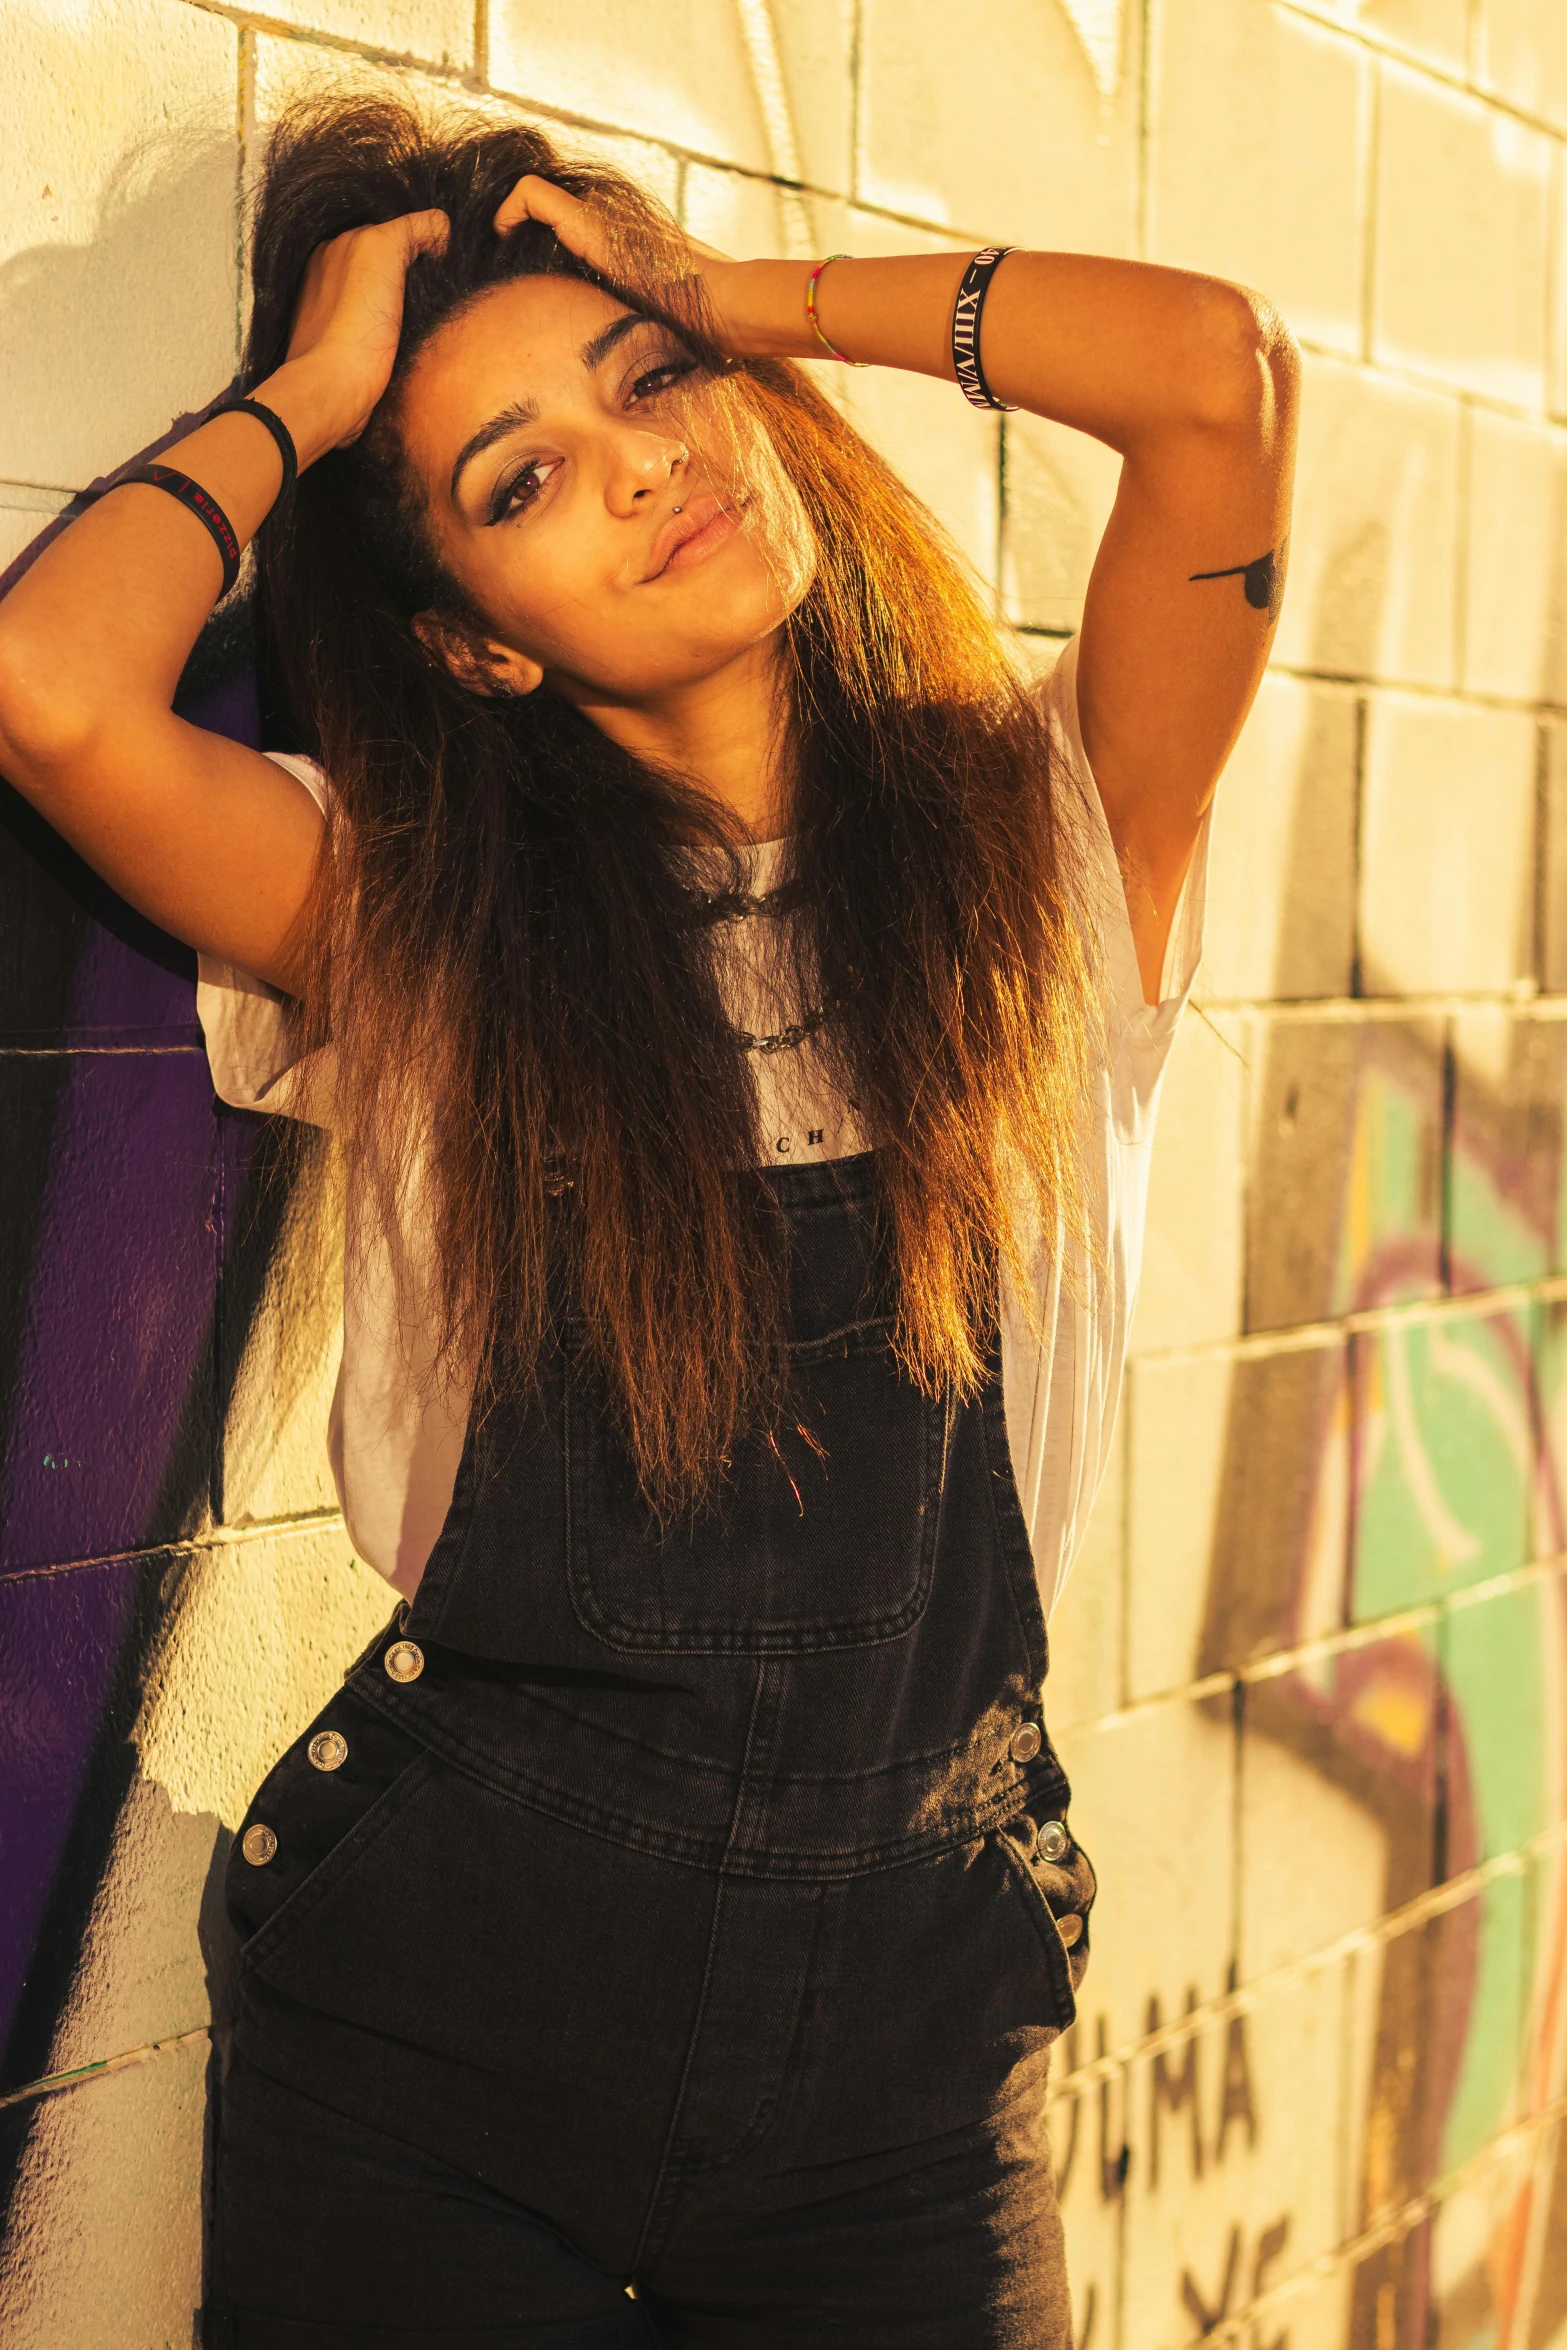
[510,183,1298,1006]
[0,209,448,992]
[763,253,1298,1005]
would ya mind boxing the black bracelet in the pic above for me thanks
[951,247,1017,412]
[213,395,298,499]
[121,463,242,598]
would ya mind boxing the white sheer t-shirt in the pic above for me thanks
[197,636,1210,1619]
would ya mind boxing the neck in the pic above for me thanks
[564,636,790,841]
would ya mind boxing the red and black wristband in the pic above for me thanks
[120,462,243,598]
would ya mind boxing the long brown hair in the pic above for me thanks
[244,90,1096,1513]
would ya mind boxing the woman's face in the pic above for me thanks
[395,273,810,704]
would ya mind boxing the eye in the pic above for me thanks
[488,456,561,525]
[627,352,699,405]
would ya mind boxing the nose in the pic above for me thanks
[604,425,688,517]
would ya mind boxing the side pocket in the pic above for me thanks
[993,1815,1098,2031]
[228,1695,432,1982]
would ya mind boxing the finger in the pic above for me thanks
[398,207,450,259]
[493,173,577,235]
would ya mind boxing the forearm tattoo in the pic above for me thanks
[1189,537,1288,622]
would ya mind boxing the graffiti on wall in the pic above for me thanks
[0,515,369,2303]
[1050,970,1567,2345]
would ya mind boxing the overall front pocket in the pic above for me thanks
[565,1322,949,1654]
[228,1694,433,1981]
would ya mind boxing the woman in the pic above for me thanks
[0,94,1296,2349]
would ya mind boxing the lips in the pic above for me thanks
[643,491,739,581]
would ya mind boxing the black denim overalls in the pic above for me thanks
[214,1154,1095,2348]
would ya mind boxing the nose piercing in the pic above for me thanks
[673,504,682,514]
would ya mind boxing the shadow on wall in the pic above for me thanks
[0,136,381,2342]
[0,130,240,495]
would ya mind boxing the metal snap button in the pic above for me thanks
[1057,1912,1084,1949]
[1038,1818,1069,1862]
[308,1730,348,1772]
[384,1640,425,1684]
[1008,1721,1042,1764]
[241,1823,278,1866]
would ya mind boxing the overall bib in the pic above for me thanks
[210,1154,1095,2349]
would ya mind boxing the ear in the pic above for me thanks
[411,611,544,698]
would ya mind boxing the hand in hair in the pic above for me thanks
[283,206,452,452]
[494,172,741,350]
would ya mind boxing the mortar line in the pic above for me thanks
[1202,2087,1567,2347]
[1260,660,1567,718]
[1453,398,1473,690]
[0,1509,351,1586]
[1440,1556,1567,1614]
[1332,1945,1359,2263]
[1114,1396,1130,1717]
[1432,1598,1451,1885]
[1237,1562,1565,1690]
[1134,0,1154,266]
[1438,1012,1456,1295]
[848,0,864,210]
[1226,1678,1244,1996]
[1237,1000,1255,1331]
[1272,0,1567,145]
[212,1045,231,1527]
[1338,1333,1359,1639]
[182,1,871,216]
[1550,145,1567,427]
[1359,39,1380,368]
[1046,1821,1567,2096]
[0,482,75,513]
[0,2028,211,2115]
[1056,1560,1567,1740]
[1240,1600,1435,1686]
[1190,989,1562,1018]
[1289,333,1562,429]
[1010,626,1567,718]
[186,0,485,83]
[0,1046,210,1063]
[1129,1274,1567,1370]
[1350,690,1367,998]
[233,27,250,366]
[1073,1631,1432,1737]
[1536,719,1554,986]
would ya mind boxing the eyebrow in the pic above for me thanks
[448,308,651,505]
